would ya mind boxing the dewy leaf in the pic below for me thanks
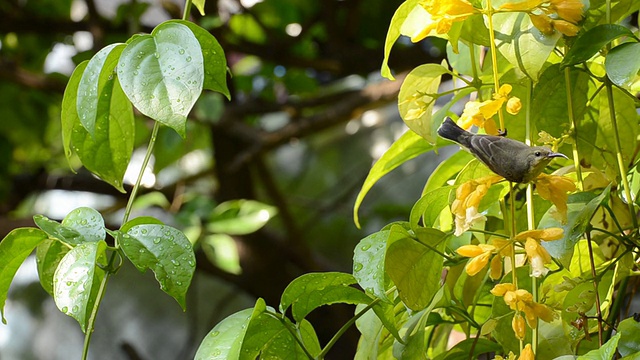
[61,61,88,168]
[578,333,620,360]
[33,215,83,246]
[381,0,419,80]
[385,228,446,311]
[194,308,255,360]
[168,20,230,99]
[122,224,196,310]
[53,240,107,332]
[62,207,105,243]
[36,238,70,296]
[118,21,204,137]
[398,64,448,143]
[539,187,610,269]
[0,228,48,323]
[617,316,640,357]
[207,199,277,235]
[279,272,371,323]
[563,24,636,67]
[353,230,399,301]
[71,74,134,192]
[76,43,126,136]
[491,9,560,79]
[353,129,434,228]
[606,42,640,89]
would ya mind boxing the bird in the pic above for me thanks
[437,118,567,183]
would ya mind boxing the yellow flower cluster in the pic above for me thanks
[458,84,521,135]
[500,0,585,36]
[514,228,563,277]
[411,0,477,42]
[534,173,577,223]
[491,283,556,329]
[451,175,504,235]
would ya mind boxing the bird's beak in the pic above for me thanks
[548,152,568,159]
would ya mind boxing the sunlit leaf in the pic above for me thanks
[36,239,70,296]
[62,207,105,243]
[354,129,434,228]
[409,186,453,231]
[606,42,640,89]
[398,64,448,143]
[381,0,420,80]
[207,200,277,235]
[192,0,206,15]
[280,272,371,322]
[61,61,88,169]
[122,224,196,310]
[353,230,397,301]
[118,21,204,137]
[33,215,83,246]
[577,333,620,360]
[563,24,636,67]
[194,307,255,359]
[53,240,107,332]
[0,228,47,323]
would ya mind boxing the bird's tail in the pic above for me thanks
[437,118,469,146]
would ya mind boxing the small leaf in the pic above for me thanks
[563,24,636,67]
[120,216,164,234]
[118,21,204,137]
[53,241,107,332]
[606,42,640,89]
[398,64,448,143]
[354,129,434,228]
[192,0,206,15]
[36,239,70,296]
[62,207,105,243]
[353,230,397,301]
[194,308,255,360]
[76,43,126,136]
[279,272,371,323]
[381,0,419,80]
[618,316,640,356]
[577,333,620,360]
[385,227,446,310]
[423,150,473,193]
[122,225,196,310]
[207,200,277,235]
[61,61,89,168]
[33,215,83,246]
[409,186,453,231]
[0,228,48,323]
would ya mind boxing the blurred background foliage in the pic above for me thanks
[0,0,449,358]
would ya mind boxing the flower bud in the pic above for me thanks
[512,313,526,340]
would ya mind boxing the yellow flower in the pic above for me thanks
[549,0,585,24]
[512,313,526,340]
[410,0,476,42]
[514,228,563,277]
[514,228,564,242]
[458,84,519,135]
[530,13,554,35]
[506,97,522,115]
[500,0,585,36]
[499,0,544,11]
[553,19,580,36]
[457,244,496,276]
[492,284,556,328]
[534,174,576,223]
[519,344,535,360]
[490,253,503,280]
[451,175,504,235]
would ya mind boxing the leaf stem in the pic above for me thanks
[317,298,380,359]
[182,0,193,21]
[585,231,604,345]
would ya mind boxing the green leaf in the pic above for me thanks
[437,338,503,360]
[279,272,371,323]
[194,308,255,360]
[167,20,229,99]
[120,216,164,234]
[424,150,473,193]
[207,200,277,235]
[0,228,48,323]
[36,238,70,296]
[491,9,560,79]
[578,333,620,360]
[61,61,88,168]
[409,186,453,231]
[201,234,241,275]
[539,187,610,268]
[62,207,105,243]
[354,303,392,359]
[77,43,126,136]
[618,316,640,357]
[398,64,448,143]
[394,286,446,358]
[33,215,83,246]
[385,227,446,310]
[353,230,397,301]
[192,0,206,15]
[71,74,134,192]
[118,21,204,137]
[122,224,196,310]
[353,129,434,228]
[381,0,419,80]
[606,42,640,89]
[53,240,107,332]
[563,24,636,67]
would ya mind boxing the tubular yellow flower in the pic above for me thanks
[534,174,576,223]
[457,244,496,276]
[530,13,554,35]
[499,0,544,11]
[492,238,514,257]
[411,0,477,41]
[518,344,535,360]
[458,84,519,135]
[490,253,503,280]
[512,313,526,340]
[514,227,564,242]
[553,19,580,36]
[550,0,585,24]
[525,237,553,277]
[451,176,503,235]
[490,283,516,296]
[493,285,557,328]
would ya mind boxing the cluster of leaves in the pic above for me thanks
[196,0,640,359]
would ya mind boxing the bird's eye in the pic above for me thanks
[534,151,542,157]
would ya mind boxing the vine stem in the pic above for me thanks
[564,67,584,191]
[484,0,505,131]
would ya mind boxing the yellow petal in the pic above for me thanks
[490,253,503,280]
[497,84,513,98]
[530,13,554,35]
[499,0,544,11]
[456,244,486,257]
[518,344,535,360]
[506,97,522,115]
[553,19,581,37]
[515,228,564,242]
[465,251,491,276]
[478,97,505,119]
[512,313,526,340]
[491,283,516,296]
[551,0,585,23]
[483,117,500,136]
[532,302,556,323]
